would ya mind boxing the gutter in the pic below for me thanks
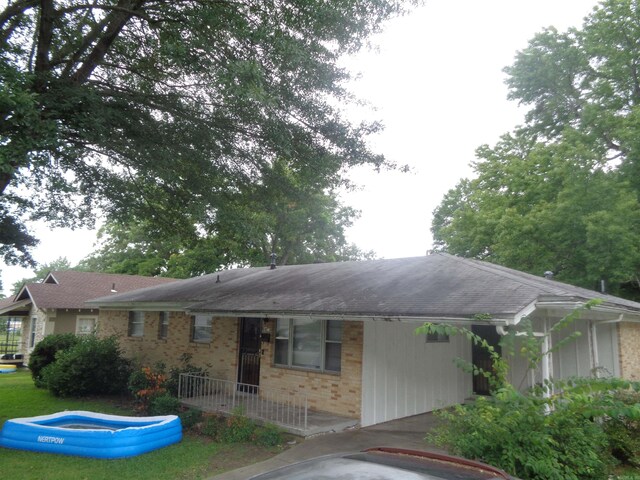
[182,310,514,325]
[84,301,192,311]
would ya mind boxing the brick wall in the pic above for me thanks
[259,320,363,419]
[99,311,365,419]
[98,310,238,379]
[618,322,640,380]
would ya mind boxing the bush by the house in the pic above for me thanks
[128,365,167,413]
[164,354,209,397]
[601,389,640,467]
[149,394,181,415]
[201,411,282,446]
[29,333,80,387]
[41,335,131,397]
[429,386,611,480]
[179,408,203,429]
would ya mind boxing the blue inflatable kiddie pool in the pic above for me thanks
[0,411,182,458]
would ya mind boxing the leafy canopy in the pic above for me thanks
[0,0,416,266]
[79,158,375,277]
[432,0,640,298]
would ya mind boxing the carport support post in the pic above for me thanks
[541,334,551,398]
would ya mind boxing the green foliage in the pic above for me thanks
[421,305,640,479]
[178,408,203,430]
[149,394,182,416]
[253,423,284,447]
[41,336,132,397]
[0,0,414,266]
[432,0,640,300]
[79,158,377,276]
[29,333,80,388]
[602,389,640,467]
[165,354,208,397]
[430,388,610,480]
[201,412,282,446]
[128,365,168,413]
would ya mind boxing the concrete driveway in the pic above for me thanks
[208,412,445,480]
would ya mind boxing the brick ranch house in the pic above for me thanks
[88,254,640,432]
[0,271,177,363]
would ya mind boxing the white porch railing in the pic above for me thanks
[178,373,308,432]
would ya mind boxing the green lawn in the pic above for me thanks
[0,370,280,480]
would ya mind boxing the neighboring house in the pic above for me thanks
[0,271,177,363]
[88,254,640,430]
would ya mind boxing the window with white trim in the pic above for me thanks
[128,311,145,337]
[191,314,213,343]
[274,319,342,372]
[76,316,97,335]
[158,311,169,339]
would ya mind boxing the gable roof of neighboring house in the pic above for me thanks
[0,271,177,314]
[88,254,640,324]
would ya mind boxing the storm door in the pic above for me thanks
[471,325,502,395]
[237,318,262,392]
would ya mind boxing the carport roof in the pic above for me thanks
[88,254,640,321]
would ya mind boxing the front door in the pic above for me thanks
[471,325,502,395]
[238,318,261,390]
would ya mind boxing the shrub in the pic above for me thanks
[165,354,208,397]
[41,335,131,397]
[128,365,167,413]
[149,394,181,415]
[201,412,282,446]
[29,333,80,387]
[253,423,283,447]
[429,387,611,480]
[220,412,256,443]
[602,389,640,467]
[179,408,203,430]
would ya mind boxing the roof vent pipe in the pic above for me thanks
[544,271,554,280]
[215,275,221,284]
[270,252,277,270]
[110,283,117,293]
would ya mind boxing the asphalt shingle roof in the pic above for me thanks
[90,254,640,319]
[14,271,177,310]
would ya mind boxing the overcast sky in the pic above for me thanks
[0,0,599,295]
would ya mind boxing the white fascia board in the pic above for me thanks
[535,300,640,320]
[511,300,538,326]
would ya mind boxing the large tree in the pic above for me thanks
[432,0,640,299]
[0,0,414,266]
[79,158,374,277]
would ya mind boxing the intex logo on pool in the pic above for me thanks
[37,435,65,445]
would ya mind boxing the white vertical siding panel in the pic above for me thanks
[596,323,619,377]
[361,320,471,426]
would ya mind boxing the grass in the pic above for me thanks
[0,369,282,480]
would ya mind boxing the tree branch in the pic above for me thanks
[70,0,147,85]
[0,0,37,30]
[34,0,55,88]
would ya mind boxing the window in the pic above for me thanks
[128,311,145,337]
[274,319,342,372]
[29,317,37,347]
[158,312,169,339]
[426,331,449,343]
[76,316,97,335]
[191,314,213,343]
